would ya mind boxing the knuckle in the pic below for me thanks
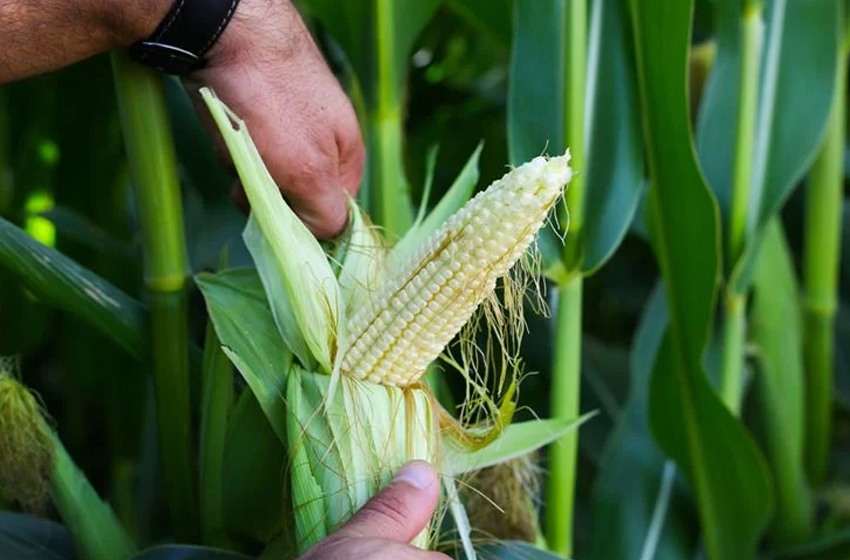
[360,493,411,529]
[286,149,334,190]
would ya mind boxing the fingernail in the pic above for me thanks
[393,461,435,490]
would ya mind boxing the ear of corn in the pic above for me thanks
[342,153,572,386]
[199,88,575,557]
[0,364,53,513]
[0,370,137,560]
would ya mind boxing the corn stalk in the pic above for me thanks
[112,55,196,541]
[546,0,586,555]
[802,10,849,486]
[720,2,763,415]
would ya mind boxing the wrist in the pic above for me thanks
[202,0,309,70]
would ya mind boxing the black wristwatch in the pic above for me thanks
[128,0,242,75]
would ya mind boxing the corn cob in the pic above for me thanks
[342,154,572,386]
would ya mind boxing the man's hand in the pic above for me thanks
[192,0,363,238]
[0,0,364,238]
[299,461,452,560]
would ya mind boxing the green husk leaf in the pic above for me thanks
[286,367,333,553]
[243,216,314,368]
[445,475,476,560]
[286,367,438,553]
[196,269,291,444]
[388,143,483,267]
[442,413,596,476]
[201,88,344,374]
[335,202,387,313]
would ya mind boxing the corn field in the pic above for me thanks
[1,1,849,559]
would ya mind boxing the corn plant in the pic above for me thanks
[2,1,850,559]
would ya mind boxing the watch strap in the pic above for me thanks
[128,0,241,75]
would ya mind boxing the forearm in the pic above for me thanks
[0,0,171,83]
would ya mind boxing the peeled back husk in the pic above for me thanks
[286,366,439,553]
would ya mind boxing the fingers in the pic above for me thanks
[189,0,364,239]
[335,461,441,543]
[296,462,447,560]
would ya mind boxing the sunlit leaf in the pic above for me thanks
[0,215,145,358]
[442,414,595,476]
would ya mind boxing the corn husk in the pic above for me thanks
[199,87,583,557]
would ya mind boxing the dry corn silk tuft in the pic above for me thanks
[197,87,577,557]
[0,361,54,514]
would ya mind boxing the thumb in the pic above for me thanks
[335,461,440,543]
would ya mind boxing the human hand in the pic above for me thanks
[0,0,364,239]
[188,0,365,238]
[297,461,451,560]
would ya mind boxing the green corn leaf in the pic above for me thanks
[507,0,563,165]
[221,391,288,546]
[590,285,697,560]
[750,220,813,544]
[0,215,145,358]
[201,89,343,374]
[442,414,595,476]
[766,529,850,560]
[51,434,138,560]
[629,1,774,559]
[196,269,291,444]
[199,301,234,546]
[581,0,644,272]
[697,0,840,291]
[41,207,135,262]
[508,0,643,274]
